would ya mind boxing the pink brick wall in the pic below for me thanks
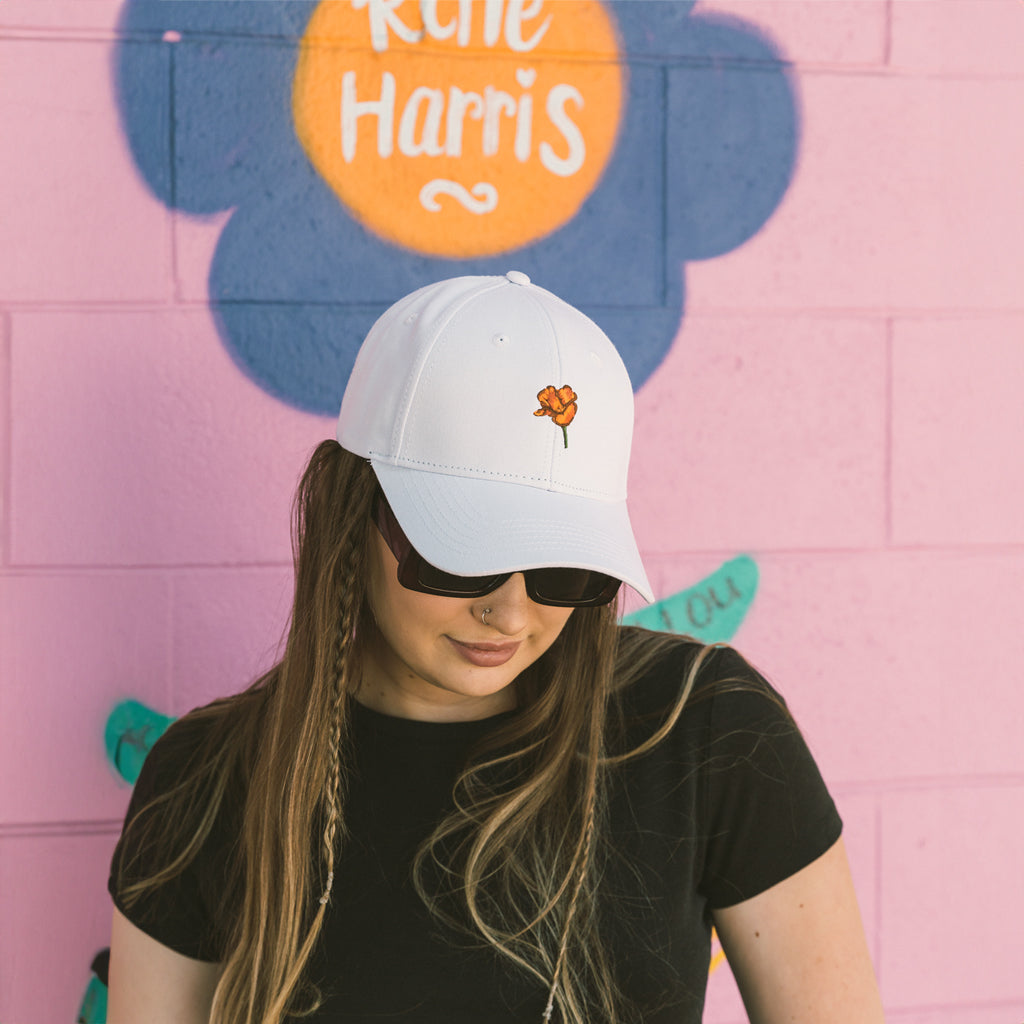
[1,2,1022,1021]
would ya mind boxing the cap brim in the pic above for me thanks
[372,462,654,604]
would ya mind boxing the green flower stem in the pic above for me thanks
[561,424,569,448]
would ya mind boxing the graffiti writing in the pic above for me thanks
[622,555,759,644]
[672,574,744,631]
[356,0,552,54]
[293,0,622,256]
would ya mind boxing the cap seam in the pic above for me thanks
[526,285,561,486]
[391,277,508,457]
[370,452,620,499]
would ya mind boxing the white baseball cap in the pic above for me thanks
[337,271,653,603]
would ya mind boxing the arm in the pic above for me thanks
[712,838,885,1024]
[108,907,222,1024]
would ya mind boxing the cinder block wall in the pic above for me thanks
[1,2,1021,1021]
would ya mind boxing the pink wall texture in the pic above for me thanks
[2,1,1023,1021]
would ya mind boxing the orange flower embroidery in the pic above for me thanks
[534,385,578,448]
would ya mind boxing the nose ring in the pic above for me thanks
[481,607,492,626]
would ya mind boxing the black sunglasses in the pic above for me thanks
[372,494,621,608]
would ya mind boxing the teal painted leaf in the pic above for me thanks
[76,974,107,1024]
[104,700,175,785]
[622,555,758,643]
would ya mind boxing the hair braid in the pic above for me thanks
[317,635,345,908]
[317,474,372,908]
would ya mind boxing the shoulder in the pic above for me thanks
[128,702,241,816]
[145,687,265,780]
[110,698,254,961]
[609,630,791,755]
[140,710,217,779]
[609,630,842,906]
[114,694,258,879]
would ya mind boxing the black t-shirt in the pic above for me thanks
[109,642,841,1023]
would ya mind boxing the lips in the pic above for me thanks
[446,637,521,667]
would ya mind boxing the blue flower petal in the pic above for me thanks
[115,0,799,411]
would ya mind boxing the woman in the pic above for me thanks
[108,272,884,1023]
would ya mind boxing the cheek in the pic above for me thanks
[365,537,390,624]
[368,544,413,632]
[366,536,422,645]
[539,606,575,646]
[366,535,463,640]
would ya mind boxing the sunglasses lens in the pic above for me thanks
[527,568,620,606]
[415,561,505,597]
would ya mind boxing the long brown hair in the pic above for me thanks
[115,440,715,1024]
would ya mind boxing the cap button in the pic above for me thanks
[505,270,530,286]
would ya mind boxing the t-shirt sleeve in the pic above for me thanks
[107,716,229,962]
[698,654,842,910]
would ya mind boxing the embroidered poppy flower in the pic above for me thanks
[534,385,578,448]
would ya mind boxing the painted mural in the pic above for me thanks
[4,0,1024,1020]
[115,0,798,413]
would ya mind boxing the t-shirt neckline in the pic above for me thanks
[350,697,519,744]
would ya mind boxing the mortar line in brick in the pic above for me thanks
[0,819,124,839]
[169,41,182,305]
[0,310,10,568]
[2,560,293,573]
[11,542,1024,573]
[0,311,9,569]
[169,216,182,303]
[782,64,1024,84]
[0,300,222,313]
[659,62,669,309]
[648,542,1024,559]
[830,773,1024,795]
[0,27,311,44]
[884,316,893,547]
[0,309,13,569]
[681,305,1024,318]
[0,29,123,43]
[4,300,1021,317]
[862,540,1024,555]
[165,571,178,715]
[886,998,1024,1018]
[2,29,1020,83]
[620,54,1003,80]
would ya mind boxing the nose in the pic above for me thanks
[475,573,531,635]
